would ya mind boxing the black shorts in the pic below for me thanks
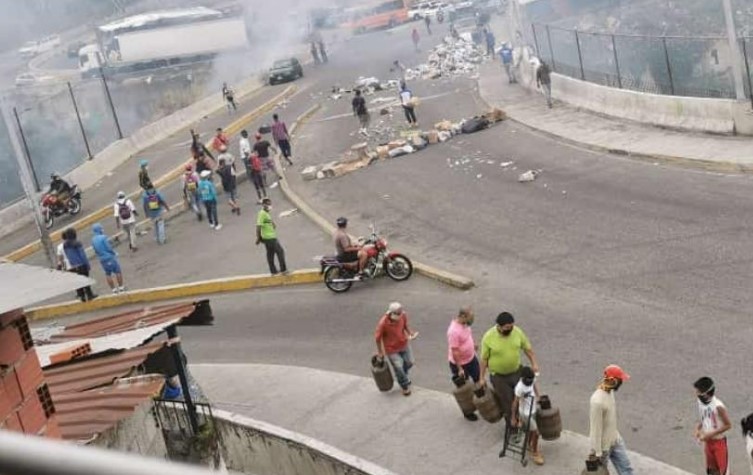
[338,251,359,263]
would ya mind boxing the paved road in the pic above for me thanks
[19,18,753,473]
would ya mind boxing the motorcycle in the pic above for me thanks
[41,185,82,229]
[320,228,413,293]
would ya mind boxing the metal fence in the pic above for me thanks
[531,24,753,101]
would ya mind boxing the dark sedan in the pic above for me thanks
[268,58,303,85]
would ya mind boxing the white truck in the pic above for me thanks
[78,7,249,78]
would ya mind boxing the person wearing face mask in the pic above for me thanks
[256,197,287,275]
[478,312,539,426]
[447,306,480,420]
[512,366,543,465]
[589,364,634,474]
[694,376,731,475]
[375,302,418,396]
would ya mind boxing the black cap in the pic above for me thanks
[495,312,514,326]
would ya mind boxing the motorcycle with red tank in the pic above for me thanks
[40,185,82,229]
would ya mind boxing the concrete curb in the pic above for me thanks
[26,269,321,320]
[2,85,298,263]
[277,106,475,291]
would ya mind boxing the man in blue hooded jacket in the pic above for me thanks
[91,223,126,293]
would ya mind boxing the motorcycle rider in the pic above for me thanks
[334,217,368,276]
[48,173,73,212]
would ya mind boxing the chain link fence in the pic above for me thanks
[532,24,753,101]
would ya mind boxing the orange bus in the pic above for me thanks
[345,0,409,34]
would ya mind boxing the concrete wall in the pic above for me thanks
[91,403,169,459]
[516,47,753,135]
[213,409,398,475]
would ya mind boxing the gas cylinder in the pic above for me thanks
[535,395,562,441]
[473,385,503,423]
[581,455,610,474]
[371,355,394,392]
[451,376,476,416]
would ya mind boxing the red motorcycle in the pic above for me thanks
[320,228,413,293]
[41,186,82,229]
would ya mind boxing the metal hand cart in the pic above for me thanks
[499,394,535,466]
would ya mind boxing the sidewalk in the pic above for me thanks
[477,62,753,172]
[191,364,692,475]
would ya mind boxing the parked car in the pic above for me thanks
[268,58,303,85]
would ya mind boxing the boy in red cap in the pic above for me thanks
[589,364,634,474]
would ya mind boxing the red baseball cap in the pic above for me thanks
[604,364,630,381]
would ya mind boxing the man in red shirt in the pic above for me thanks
[211,127,229,153]
[375,302,418,396]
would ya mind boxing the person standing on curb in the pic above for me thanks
[256,197,287,274]
[352,89,370,137]
[217,158,240,216]
[447,306,479,420]
[310,42,321,64]
[62,228,97,302]
[499,43,516,84]
[138,159,153,191]
[114,191,138,251]
[91,223,126,294]
[222,82,237,113]
[142,186,170,244]
[478,311,539,426]
[271,114,294,167]
[399,81,418,127]
[536,60,553,109]
[589,364,634,475]
[198,170,222,230]
[248,152,267,204]
[742,413,753,475]
[694,376,732,475]
[376,302,418,396]
[182,165,203,221]
[253,132,281,188]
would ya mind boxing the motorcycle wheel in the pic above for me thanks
[68,198,82,215]
[324,266,353,293]
[43,210,54,229]
[384,254,413,281]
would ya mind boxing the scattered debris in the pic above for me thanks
[518,170,542,183]
[279,208,299,218]
[500,161,514,168]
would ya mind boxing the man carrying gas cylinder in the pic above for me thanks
[478,311,540,426]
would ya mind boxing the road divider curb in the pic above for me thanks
[277,105,475,291]
[3,85,298,263]
[26,269,321,320]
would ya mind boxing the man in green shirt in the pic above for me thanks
[479,312,539,425]
[256,198,288,274]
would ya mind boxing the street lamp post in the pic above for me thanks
[1,98,56,268]
[722,0,746,100]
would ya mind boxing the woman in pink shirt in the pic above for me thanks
[447,307,480,420]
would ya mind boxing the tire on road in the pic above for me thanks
[384,254,413,281]
[324,266,353,293]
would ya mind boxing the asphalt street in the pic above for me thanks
[14,17,753,474]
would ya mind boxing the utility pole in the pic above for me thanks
[722,0,746,100]
[1,98,56,268]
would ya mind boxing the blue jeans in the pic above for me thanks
[449,355,480,383]
[204,200,218,226]
[601,439,634,475]
[187,191,202,218]
[151,216,166,244]
[387,346,414,389]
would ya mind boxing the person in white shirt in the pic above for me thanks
[239,129,253,182]
[589,364,634,474]
[694,376,732,475]
[113,191,138,251]
[399,81,418,127]
[56,241,70,271]
[512,366,543,465]
[742,412,753,475]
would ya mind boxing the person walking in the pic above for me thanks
[138,159,153,191]
[485,28,496,56]
[248,152,267,203]
[142,186,170,244]
[318,40,328,63]
[351,89,370,136]
[113,191,138,251]
[256,197,287,274]
[447,306,479,420]
[91,223,125,294]
[742,413,753,475]
[694,376,732,475]
[536,60,553,108]
[412,28,421,52]
[310,42,321,65]
[211,127,229,154]
[198,170,221,230]
[399,81,418,127]
[253,132,281,188]
[61,228,97,302]
[271,114,294,167]
[499,43,516,83]
[217,158,240,216]
[589,364,634,475]
[239,128,252,170]
[376,302,418,396]
[222,82,237,113]
[478,311,539,426]
[424,14,432,35]
[190,129,215,171]
[182,164,203,221]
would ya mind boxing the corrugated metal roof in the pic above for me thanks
[52,375,165,442]
[0,262,94,314]
[44,339,176,395]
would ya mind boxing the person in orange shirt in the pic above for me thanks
[375,302,418,396]
[211,127,229,153]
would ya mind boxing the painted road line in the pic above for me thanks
[3,85,297,263]
[26,270,321,320]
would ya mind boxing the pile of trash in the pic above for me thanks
[404,33,486,82]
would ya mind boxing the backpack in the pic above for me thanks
[250,154,263,172]
[185,175,198,192]
[147,193,161,210]
[118,201,132,220]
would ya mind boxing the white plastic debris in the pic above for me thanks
[518,170,540,183]
[500,161,514,168]
[279,209,299,218]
